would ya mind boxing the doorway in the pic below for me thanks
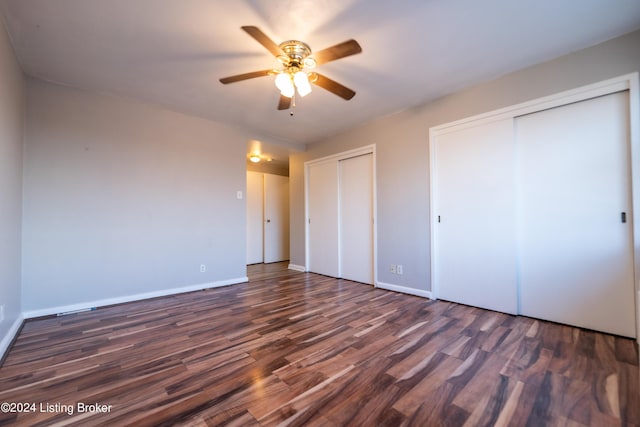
[247,172,289,265]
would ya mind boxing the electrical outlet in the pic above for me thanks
[0,305,4,323]
[200,264,206,273]
[397,265,403,275]
[390,264,396,274]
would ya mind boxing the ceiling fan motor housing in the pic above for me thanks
[278,40,316,69]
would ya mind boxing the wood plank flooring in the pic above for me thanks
[0,262,638,426]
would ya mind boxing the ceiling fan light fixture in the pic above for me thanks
[275,72,291,90]
[249,154,261,163]
[281,84,295,98]
[293,71,312,97]
[297,84,312,97]
[275,72,295,97]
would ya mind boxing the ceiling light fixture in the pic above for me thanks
[275,69,311,98]
[275,73,294,97]
[249,154,261,163]
[293,71,312,97]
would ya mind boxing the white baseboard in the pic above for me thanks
[23,276,249,319]
[376,281,433,299]
[0,315,24,361]
[288,264,306,272]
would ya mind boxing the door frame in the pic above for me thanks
[429,72,640,341]
[304,145,377,285]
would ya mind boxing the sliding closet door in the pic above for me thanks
[308,161,339,277]
[517,92,635,337]
[433,119,518,314]
[339,154,374,284]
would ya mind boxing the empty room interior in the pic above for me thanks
[2,1,640,425]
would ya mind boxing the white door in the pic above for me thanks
[308,161,339,277]
[246,171,264,264]
[339,154,374,284]
[517,91,635,337]
[264,174,289,263]
[433,118,518,314]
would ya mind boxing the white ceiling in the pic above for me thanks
[2,0,640,155]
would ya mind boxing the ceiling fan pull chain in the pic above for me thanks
[290,93,296,116]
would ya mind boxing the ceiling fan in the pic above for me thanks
[220,26,362,111]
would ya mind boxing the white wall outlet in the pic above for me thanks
[390,264,396,274]
[200,264,206,273]
[397,265,404,275]
[236,190,243,199]
[0,305,4,323]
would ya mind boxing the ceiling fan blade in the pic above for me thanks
[313,39,362,65]
[277,95,291,110]
[219,69,273,84]
[310,73,356,100]
[241,26,284,57]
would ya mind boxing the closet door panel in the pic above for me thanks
[340,154,374,284]
[433,119,518,314]
[308,161,339,277]
[517,92,635,337]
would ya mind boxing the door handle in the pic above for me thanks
[266,219,271,223]
[621,212,626,223]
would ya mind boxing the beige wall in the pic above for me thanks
[0,15,24,354]
[22,79,250,314]
[5,23,640,340]
[290,29,640,293]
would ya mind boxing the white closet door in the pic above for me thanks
[246,171,264,264]
[339,154,374,284]
[433,118,518,314]
[264,174,289,263]
[517,92,635,337]
[308,161,339,277]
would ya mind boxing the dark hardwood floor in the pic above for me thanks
[0,262,638,426]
